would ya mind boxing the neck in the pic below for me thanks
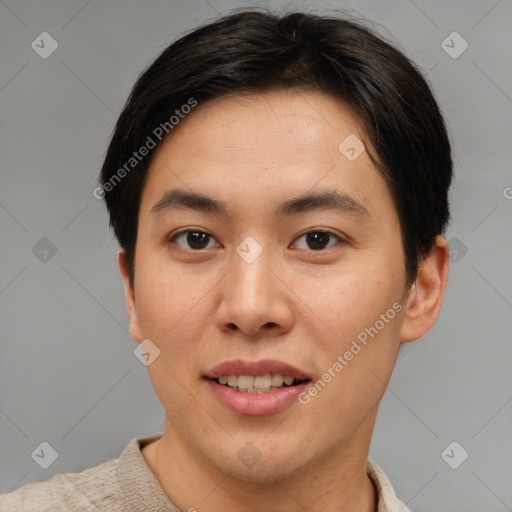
[143,414,378,512]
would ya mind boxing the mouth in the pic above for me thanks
[211,373,309,394]
[203,359,312,415]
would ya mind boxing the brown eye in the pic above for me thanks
[306,232,330,250]
[171,230,217,250]
[294,230,342,251]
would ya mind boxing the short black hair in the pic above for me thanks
[99,9,453,285]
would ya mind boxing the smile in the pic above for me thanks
[215,374,307,394]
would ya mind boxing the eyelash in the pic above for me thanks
[168,229,344,252]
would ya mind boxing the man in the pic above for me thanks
[1,9,451,511]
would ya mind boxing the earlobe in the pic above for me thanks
[399,236,450,343]
[117,249,143,343]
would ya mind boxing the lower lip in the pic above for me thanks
[206,379,310,416]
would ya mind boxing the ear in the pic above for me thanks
[118,249,143,343]
[399,235,450,343]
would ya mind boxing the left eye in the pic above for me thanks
[170,230,219,250]
[293,231,342,251]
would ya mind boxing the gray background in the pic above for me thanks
[0,0,511,510]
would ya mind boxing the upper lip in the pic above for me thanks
[204,359,311,380]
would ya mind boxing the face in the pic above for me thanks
[119,90,438,482]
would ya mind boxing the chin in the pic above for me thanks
[201,435,314,485]
[224,457,308,485]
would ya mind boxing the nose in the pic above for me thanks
[215,246,295,338]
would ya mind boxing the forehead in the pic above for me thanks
[158,90,366,161]
[139,90,394,223]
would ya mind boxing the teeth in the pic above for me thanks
[216,373,301,393]
[254,375,271,389]
[271,373,284,387]
[238,375,254,389]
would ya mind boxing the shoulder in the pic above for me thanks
[0,450,123,511]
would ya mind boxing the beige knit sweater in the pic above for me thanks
[0,434,411,511]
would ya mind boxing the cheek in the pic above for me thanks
[296,274,403,439]
[292,258,405,407]
[134,255,211,340]
[132,271,210,397]
[294,260,403,347]
[134,265,210,415]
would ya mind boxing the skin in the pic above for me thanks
[118,89,449,512]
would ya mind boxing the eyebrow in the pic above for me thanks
[150,188,369,218]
